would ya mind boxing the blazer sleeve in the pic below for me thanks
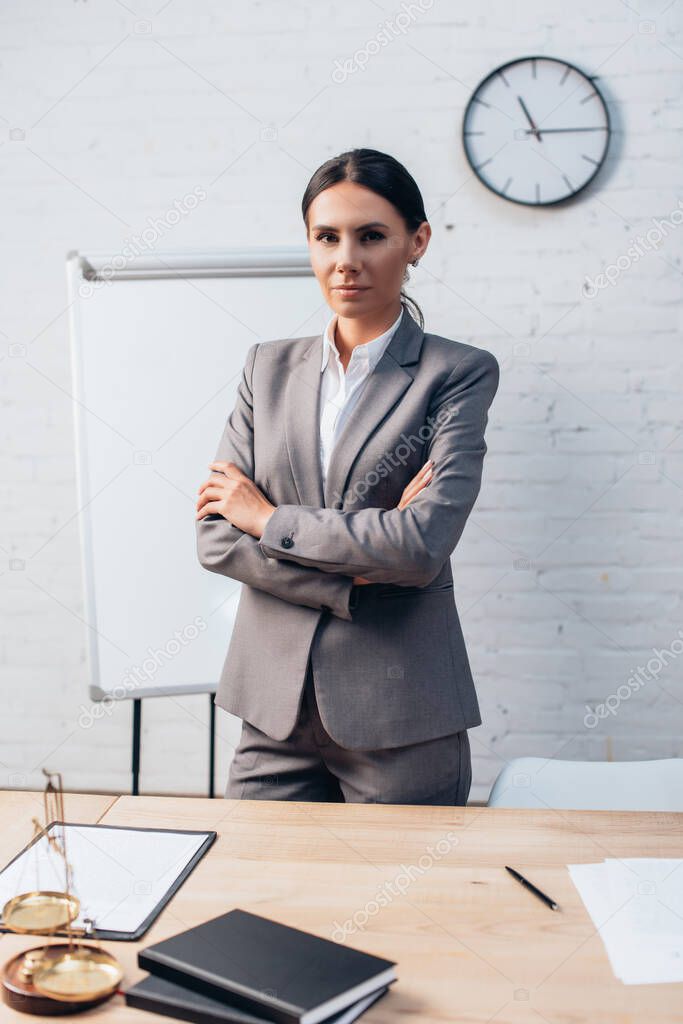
[196,342,357,621]
[258,347,500,587]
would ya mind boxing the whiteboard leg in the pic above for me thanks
[132,699,142,795]
[209,695,216,799]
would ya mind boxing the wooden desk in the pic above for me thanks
[1,792,681,1022]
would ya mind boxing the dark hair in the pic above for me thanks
[301,148,427,329]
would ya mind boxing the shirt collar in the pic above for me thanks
[320,306,404,374]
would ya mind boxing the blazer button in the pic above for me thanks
[281,536,294,549]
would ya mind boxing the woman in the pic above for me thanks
[196,148,499,805]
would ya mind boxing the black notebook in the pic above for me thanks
[138,908,397,1024]
[125,973,389,1024]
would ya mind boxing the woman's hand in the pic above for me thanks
[196,461,276,540]
[352,459,434,585]
[397,457,434,510]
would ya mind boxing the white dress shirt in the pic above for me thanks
[319,306,404,487]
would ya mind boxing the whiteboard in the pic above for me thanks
[66,249,326,700]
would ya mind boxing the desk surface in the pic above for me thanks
[1,792,681,1023]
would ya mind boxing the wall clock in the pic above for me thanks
[462,56,611,206]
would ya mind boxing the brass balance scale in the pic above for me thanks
[1,770,124,1015]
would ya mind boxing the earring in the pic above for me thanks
[412,259,420,267]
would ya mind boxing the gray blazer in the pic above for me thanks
[196,309,500,750]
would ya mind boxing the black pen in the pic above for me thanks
[505,865,560,911]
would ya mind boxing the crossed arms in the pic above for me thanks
[196,341,499,621]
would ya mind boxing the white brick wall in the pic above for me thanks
[1,1,681,803]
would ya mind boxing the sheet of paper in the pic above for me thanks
[0,823,211,934]
[568,858,683,985]
[602,858,683,985]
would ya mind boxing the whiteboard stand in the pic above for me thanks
[131,693,215,797]
[66,247,321,798]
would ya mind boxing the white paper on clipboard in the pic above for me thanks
[0,822,215,939]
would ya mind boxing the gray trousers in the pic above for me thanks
[225,661,472,805]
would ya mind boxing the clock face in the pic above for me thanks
[462,56,611,206]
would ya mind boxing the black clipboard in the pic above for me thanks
[0,820,217,942]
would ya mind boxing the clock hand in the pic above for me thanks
[517,95,542,142]
[523,127,607,133]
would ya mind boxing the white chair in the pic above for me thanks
[487,757,683,812]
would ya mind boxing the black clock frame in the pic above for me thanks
[461,55,612,207]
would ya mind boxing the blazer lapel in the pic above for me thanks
[284,308,425,510]
[284,335,326,508]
